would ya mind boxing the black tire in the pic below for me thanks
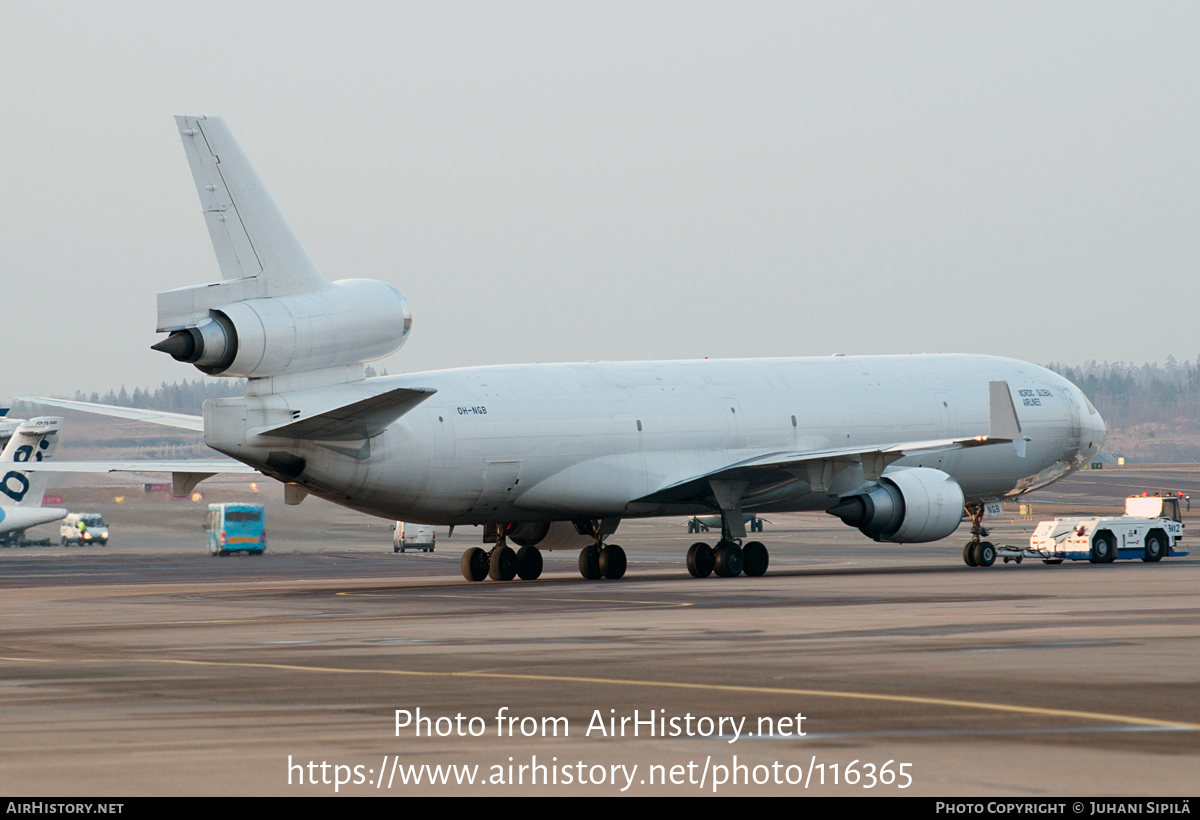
[393,545,400,553]
[461,547,489,582]
[516,545,543,580]
[963,542,978,567]
[687,542,714,578]
[579,545,602,580]
[974,541,996,567]
[687,521,696,534]
[1143,532,1165,563]
[1043,558,1064,565]
[599,544,627,579]
[1090,532,1115,564]
[742,541,769,577]
[489,546,518,581]
[713,541,744,577]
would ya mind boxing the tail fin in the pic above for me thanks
[174,115,325,293]
[0,417,61,508]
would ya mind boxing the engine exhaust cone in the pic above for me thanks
[151,331,196,361]
[827,497,867,526]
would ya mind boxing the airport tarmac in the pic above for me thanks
[1,468,1198,796]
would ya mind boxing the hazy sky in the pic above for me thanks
[3,2,1198,396]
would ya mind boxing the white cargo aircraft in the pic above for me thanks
[0,407,69,545]
[21,116,1107,582]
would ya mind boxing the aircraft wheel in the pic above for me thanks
[489,545,518,581]
[579,545,603,580]
[461,547,489,582]
[742,541,769,577]
[963,543,978,567]
[687,542,714,578]
[599,544,626,579]
[1090,533,1115,564]
[1143,533,1165,563]
[713,541,744,577]
[973,541,996,567]
[516,545,543,580]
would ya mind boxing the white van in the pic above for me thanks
[392,522,435,553]
[61,513,109,546]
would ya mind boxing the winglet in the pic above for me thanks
[989,381,1025,457]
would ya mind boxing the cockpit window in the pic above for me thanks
[1082,394,1098,415]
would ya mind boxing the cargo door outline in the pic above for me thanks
[473,461,521,514]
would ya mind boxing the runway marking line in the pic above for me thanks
[41,656,1190,733]
[335,591,694,608]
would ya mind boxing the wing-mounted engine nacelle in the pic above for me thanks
[152,279,412,377]
[827,467,965,543]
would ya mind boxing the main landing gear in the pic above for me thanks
[961,503,998,568]
[460,536,544,583]
[686,540,769,578]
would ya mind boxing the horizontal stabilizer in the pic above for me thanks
[258,387,437,441]
[17,460,256,474]
[16,398,204,432]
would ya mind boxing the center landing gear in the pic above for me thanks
[961,504,996,568]
[578,543,626,580]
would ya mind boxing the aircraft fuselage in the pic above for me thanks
[203,353,1105,529]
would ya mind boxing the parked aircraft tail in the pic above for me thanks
[0,417,62,508]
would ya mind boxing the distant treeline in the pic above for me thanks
[73,379,247,415]
[1046,356,1200,429]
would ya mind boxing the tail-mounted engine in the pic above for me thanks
[827,467,965,543]
[152,279,411,378]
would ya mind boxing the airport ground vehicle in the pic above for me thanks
[204,503,266,555]
[60,513,109,546]
[964,495,1188,567]
[392,521,436,553]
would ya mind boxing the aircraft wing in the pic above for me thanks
[635,434,1012,505]
[637,380,1026,506]
[15,398,203,431]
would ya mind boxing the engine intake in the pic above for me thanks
[152,279,411,378]
[827,467,965,543]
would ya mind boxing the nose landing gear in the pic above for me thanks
[962,504,996,567]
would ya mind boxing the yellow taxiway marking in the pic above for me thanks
[4,655,1195,732]
[1,732,386,754]
[112,658,1197,732]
